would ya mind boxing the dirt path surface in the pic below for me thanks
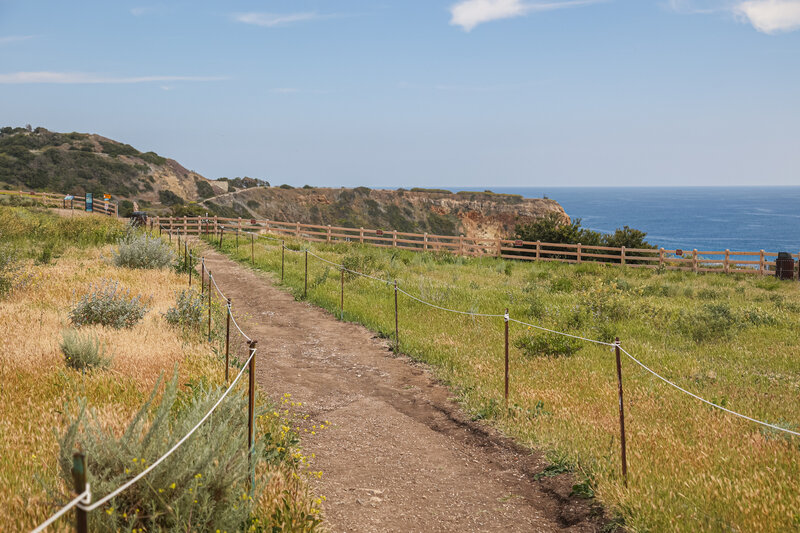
[200,247,608,533]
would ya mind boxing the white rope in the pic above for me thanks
[79,348,257,511]
[306,251,343,268]
[619,346,800,436]
[208,272,228,301]
[30,487,91,533]
[229,309,253,342]
[306,251,394,284]
[396,288,505,318]
[508,318,616,347]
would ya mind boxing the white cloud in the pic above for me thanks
[735,0,800,33]
[668,0,800,33]
[0,72,227,84]
[0,35,34,45]
[233,12,321,27]
[449,0,605,31]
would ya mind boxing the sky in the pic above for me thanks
[1,0,799,187]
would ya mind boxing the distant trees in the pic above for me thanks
[514,213,654,250]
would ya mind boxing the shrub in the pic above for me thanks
[59,373,265,532]
[676,303,742,342]
[69,280,148,329]
[158,189,184,206]
[164,289,206,331]
[60,329,111,371]
[514,332,583,358]
[112,231,175,269]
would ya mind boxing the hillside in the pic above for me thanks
[204,186,568,240]
[0,127,568,239]
[0,126,224,211]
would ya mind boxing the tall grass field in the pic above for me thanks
[208,230,800,532]
[0,207,321,531]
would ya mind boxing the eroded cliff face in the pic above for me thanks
[203,187,569,240]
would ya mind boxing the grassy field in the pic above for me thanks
[209,231,800,532]
[0,207,321,531]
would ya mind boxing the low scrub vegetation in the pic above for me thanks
[164,288,206,331]
[0,206,321,531]
[112,230,175,269]
[211,230,800,533]
[60,329,111,371]
[69,280,148,329]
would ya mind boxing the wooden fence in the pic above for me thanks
[155,215,800,280]
[0,189,118,217]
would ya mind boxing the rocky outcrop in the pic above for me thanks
[203,187,569,240]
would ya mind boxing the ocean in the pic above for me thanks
[447,187,800,255]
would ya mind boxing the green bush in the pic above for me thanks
[164,289,206,331]
[69,280,148,329]
[60,329,111,371]
[0,247,22,297]
[59,373,265,532]
[676,303,742,342]
[112,231,175,269]
[514,332,583,358]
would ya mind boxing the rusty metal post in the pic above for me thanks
[614,337,628,486]
[247,340,257,493]
[201,258,205,295]
[504,309,509,409]
[251,233,254,264]
[219,227,223,247]
[394,280,399,353]
[207,272,212,341]
[72,452,88,533]
[188,245,192,287]
[281,241,285,282]
[340,268,344,317]
[304,249,308,298]
[178,231,181,253]
[236,228,239,250]
[225,298,231,383]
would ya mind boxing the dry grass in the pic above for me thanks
[0,224,320,531]
[214,232,800,533]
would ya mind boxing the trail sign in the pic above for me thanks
[85,193,93,212]
[376,230,384,236]
[103,194,111,200]
[675,249,683,256]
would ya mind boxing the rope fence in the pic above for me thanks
[205,223,800,486]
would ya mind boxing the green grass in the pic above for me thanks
[208,231,800,533]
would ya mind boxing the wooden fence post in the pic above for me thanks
[724,249,730,274]
[394,280,399,353]
[760,249,765,275]
[659,247,664,269]
[393,230,397,248]
[225,298,231,383]
[424,233,429,251]
[296,222,301,237]
[458,235,464,256]
[247,340,257,494]
[327,225,332,243]
[504,309,509,410]
[535,241,541,260]
[496,238,501,257]
[693,249,699,273]
[614,337,628,486]
[359,227,364,244]
[72,452,88,533]
[621,246,626,266]
[577,243,582,263]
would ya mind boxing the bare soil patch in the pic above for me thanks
[201,247,612,532]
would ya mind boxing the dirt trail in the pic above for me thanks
[200,247,608,533]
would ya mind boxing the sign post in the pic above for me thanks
[85,193,93,212]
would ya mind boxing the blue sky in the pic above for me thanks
[1,0,799,187]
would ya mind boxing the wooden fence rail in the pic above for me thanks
[0,190,118,217]
[154,215,800,280]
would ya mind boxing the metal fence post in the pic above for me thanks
[394,280,399,352]
[304,249,308,298]
[188,245,192,287]
[614,337,628,486]
[201,258,205,295]
[340,268,344,317]
[281,241,285,282]
[72,452,88,533]
[225,298,231,383]
[251,233,254,264]
[504,309,509,410]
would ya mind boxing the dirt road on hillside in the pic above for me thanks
[199,247,610,533]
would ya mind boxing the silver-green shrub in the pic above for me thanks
[60,329,111,371]
[59,372,263,531]
[164,288,206,331]
[112,231,175,269]
[69,280,148,329]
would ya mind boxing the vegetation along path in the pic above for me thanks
[199,246,609,532]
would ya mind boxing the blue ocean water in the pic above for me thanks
[449,187,800,254]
